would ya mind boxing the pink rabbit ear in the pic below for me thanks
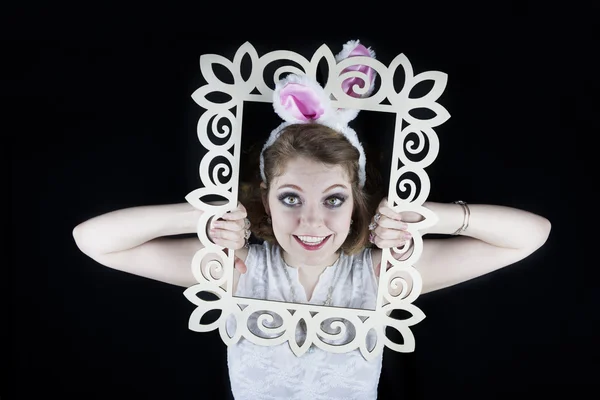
[273,74,334,123]
[336,40,377,98]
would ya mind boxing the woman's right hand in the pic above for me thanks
[208,202,250,274]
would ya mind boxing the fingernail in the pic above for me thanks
[400,222,408,229]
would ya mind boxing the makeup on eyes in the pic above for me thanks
[277,191,348,208]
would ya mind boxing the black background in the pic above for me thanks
[7,4,595,399]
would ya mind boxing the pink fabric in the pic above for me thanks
[279,83,325,121]
[340,44,375,98]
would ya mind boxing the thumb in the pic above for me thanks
[374,262,381,278]
[234,256,247,274]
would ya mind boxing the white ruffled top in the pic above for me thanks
[226,241,383,400]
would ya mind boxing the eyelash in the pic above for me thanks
[277,192,347,208]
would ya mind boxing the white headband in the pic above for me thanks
[259,40,377,189]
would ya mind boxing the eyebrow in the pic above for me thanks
[277,184,349,193]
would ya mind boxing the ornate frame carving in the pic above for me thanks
[183,41,449,360]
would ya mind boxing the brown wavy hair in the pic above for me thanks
[240,123,381,255]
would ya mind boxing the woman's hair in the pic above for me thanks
[241,123,382,255]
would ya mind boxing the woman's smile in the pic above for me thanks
[294,234,332,250]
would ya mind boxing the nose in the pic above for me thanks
[300,203,324,228]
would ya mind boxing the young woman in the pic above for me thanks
[72,42,551,399]
[73,121,550,399]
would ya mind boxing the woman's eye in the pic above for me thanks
[282,195,299,205]
[325,197,343,207]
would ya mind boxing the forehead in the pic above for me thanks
[272,157,351,188]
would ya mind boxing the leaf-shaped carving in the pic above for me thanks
[185,188,235,214]
[219,307,243,346]
[389,204,439,232]
[184,283,228,332]
[380,303,426,352]
[358,316,385,361]
[404,101,450,128]
[191,85,237,111]
[288,309,313,356]
[200,54,236,90]
[386,53,450,128]
[408,71,448,104]
[199,43,259,95]
[306,44,337,91]
[387,53,414,105]
[231,42,261,95]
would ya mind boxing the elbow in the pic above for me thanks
[72,224,83,247]
[531,216,552,251]
[72,223,97,257]
[539,216,552,243]
[72,224,87,253]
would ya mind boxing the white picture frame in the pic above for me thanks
[183,41,449,360]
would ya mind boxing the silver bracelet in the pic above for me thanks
[452,200,470,235]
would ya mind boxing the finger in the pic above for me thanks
[370,232,411,249]
[220,206,247,221]
[372,226,412,241]
[376,238,411,249]
[234,256,247,274]
[210,228,245,243]
[211,218,245,232]
[373,214,408,231]
[374,262,382,278]
[377,205,404,222]
[211,237,246,250]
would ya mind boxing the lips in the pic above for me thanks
[293,235,331,251]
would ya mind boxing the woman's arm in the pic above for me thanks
[371,201,551,294]
[73,202,249,288]
[73,203,200,256]
[415,202,551,293]
[420,202,551,249]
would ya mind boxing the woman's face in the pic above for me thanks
[265,157,354,268]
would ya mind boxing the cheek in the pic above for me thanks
[271,207,299,232]
[329,208,353,232]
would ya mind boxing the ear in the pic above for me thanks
[260,182,270,216]
[335,40,378,125]
[272,74,335,124]
[336,40,377,99]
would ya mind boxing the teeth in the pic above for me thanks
[298,235,327,244]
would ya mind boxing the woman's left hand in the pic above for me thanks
[368,198,416,249]
[370,198,422,277]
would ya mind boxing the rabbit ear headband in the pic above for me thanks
[259,40,377,189]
